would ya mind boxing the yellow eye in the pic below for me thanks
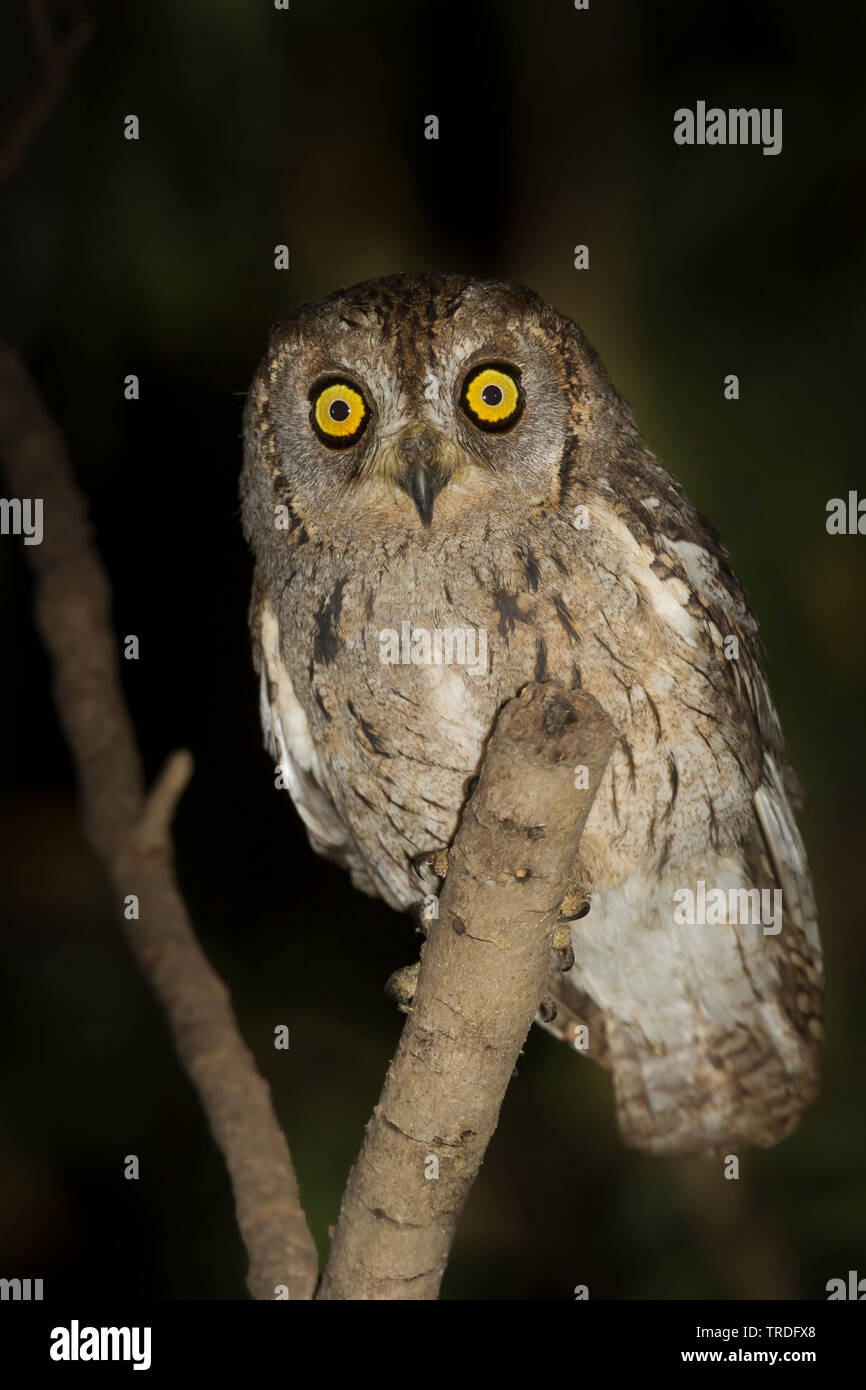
[461,364,523,431]
[311,380,368,446]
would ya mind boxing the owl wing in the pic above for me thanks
[540,750,823,1156]
[754,751,821,968]
[536,503,823,1155]
[255,596,382,898]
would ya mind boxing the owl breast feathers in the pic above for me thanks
[240,273,823,1157]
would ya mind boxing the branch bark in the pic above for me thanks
[317,682,616,1300]
[0,341,319,1301]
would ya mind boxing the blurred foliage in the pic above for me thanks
[0,0,864,1299]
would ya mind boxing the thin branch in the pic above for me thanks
[29,0,59,65]
[317,682,617,1300]
[0,13,94,184]
[134,748,194,853]
[0,341,319,1301]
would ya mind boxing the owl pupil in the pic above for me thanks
[329,399,351,422]
[481,384,503,407]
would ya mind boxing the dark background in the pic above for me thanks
[1,0,864,1300]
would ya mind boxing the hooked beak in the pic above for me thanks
[395,429,448,527]
[399,460,447,527]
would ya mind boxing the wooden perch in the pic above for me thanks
[318,682,616,1300]
[0,341,319,1301]
[1,337,618,1300]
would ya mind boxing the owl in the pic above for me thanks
[240,273,823,1157]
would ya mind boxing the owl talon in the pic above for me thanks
[557,868,593,922]
[552,921,575,973]
[385,961,421,1013]
[412,847,450,881]
[410,894,440,938]
[539,996,558,1023]
[559,895,591,921]
[430,848,449,879]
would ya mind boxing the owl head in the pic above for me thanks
[242,273,636,548]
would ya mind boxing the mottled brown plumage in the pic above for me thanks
[240,273,823,1157]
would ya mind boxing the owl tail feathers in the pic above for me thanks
[608,1018,821,1158]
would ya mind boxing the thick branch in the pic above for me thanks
[317,682,616,1300]
[0,341,319,1301]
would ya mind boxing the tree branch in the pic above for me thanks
[317,682,616,1300]
[0,341,319,1301]
[0,11,94,184]
[1,340,619,1300]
